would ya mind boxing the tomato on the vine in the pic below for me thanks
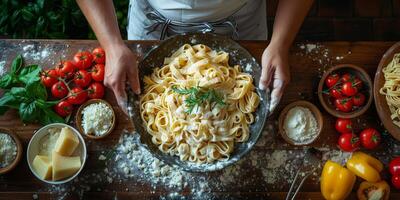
[74,70,92,87]
[335,118,352,134]
[338,133,360,152]
[341,73,354,82]
[325,73,340,88]
[392,175,400,190]
[51,81,68,99]
[92,47,105,64]
[334,97,353,112]
[67,87,87,105]
[87,82,105,99]
[353,77,363,90]
[341,82,358,96]
[359,128,381,150]
[41,69,58,88]
[389,157,400,176]
[73,51,93,70]
[56,61,75,79]
[352,93,366,106]
[91,64,105,82]
[330,88,343,99]
[54,100,73,117]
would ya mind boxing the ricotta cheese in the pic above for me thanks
[0,133,17,168]
[82,102,113,136]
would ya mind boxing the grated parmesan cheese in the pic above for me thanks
[82,102,113,136]
[0,133,17,168]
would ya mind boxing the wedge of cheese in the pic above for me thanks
[52,151,81,181]
[54,127,79,156]
[32,155,52,180]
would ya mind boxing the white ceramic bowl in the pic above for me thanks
[27,123,87,184]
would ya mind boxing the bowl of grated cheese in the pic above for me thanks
[76,99,116,139]
[0,127,23,175]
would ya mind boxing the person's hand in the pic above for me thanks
[104,43,141,114]
[259,44,290,114]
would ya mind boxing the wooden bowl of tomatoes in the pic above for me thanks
[318,64,373,119]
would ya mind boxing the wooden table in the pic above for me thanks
[0,40,400,200]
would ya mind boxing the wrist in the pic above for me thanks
[103,38,126,52]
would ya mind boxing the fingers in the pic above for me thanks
[128,60,141,95]
[105,76,129,115]
[269,79,285,114]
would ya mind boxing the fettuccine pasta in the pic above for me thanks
[380,53,400,127]
[140,44,260,163]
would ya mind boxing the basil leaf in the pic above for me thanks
[0,74,13,89]
[10,87,27,99]
[0,106,9,115]
[11,55,23,74]
[18,64,41,85]
[19,101,39,123]
[0,91,21,110]
[39,108,64,125]
[26,81,47,100]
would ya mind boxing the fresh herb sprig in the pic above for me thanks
[171,85,226,114]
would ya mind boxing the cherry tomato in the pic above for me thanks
[392,175,400,190]
[353,77,363,90]
[341,82,358,96]
[335,118,353,134]
[352,93,366,107]
[325,73,340,88]
[73,51,93,70]
[67,87,87,105]
[334,97,353,112]
[40,69,58,88]
[341,73,354,82]
[74,70,92,88]
[359,128,381,150]
[91,64,105,82]
[329,88,343,99]
[92,47,105,64]
[56,61,75,79]
[389,157,400,176]
[87,82,105,99]
[54,100,73,117]
[338,133,360,152]
[51,81,68,99]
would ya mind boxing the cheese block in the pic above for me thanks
[32,155,52,180]
[54,127,79,156]
[52,151,81,181]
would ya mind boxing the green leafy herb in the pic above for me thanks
[171,86,226,114]
[0,55,64,125]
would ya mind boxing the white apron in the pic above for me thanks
[127,0,267,40]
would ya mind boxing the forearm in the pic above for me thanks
[76,0,124,51]
[270,0,314,49]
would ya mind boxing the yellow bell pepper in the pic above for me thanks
[346,152,383,183]
[321,160,356,200]
[357,181,390,200]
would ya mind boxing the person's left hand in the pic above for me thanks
[258,44,291,114]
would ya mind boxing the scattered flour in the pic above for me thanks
[22,44,50,61]
[0,61,6,77]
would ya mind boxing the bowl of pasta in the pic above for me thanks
[374,42,400,141]
[127,33,269,172]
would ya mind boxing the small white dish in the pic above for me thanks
[27,123,87,184]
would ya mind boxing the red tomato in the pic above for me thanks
[334,97,353,112]
[40,69,58,88]
[325,73,340,88]
[92,47,105,64]
[73,51,93,70]
[352,93,366,106]
[335,118,353,134]
[51,81,68,99]
[359,128,381,150]
[341,82,358,96]
[87,82,105,99]
[54,100,73,117]
[390,157,400,176]
[91,64,105,82]
[341,73,354,82]
[392,175,400,190]
[329,88,343,99]
[74,70,92,88]
[67,87,87,105]
[353,77,363,90]
[56,61,75,79]
[338,133,360,152]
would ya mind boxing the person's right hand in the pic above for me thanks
[104,43,141,114]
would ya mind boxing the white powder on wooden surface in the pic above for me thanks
[0,61,6,77]
[283,106,318,143]
[21,44,50,61]
[0,133,17,168]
